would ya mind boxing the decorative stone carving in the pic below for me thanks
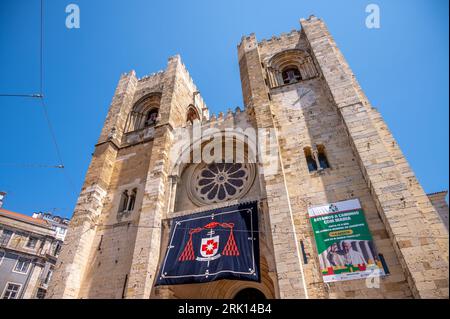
[187,163,256,205]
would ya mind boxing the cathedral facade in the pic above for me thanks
[47,16,449,299]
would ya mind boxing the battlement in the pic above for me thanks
[120,55,209,116]
[138,70,165,82]
[176,56,208,112]
[258,29,301,47]
[195,105,253,130]
[238,15,321,51]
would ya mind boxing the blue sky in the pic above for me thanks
[0,0,448,218]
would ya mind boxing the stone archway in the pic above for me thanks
[233,288,266,300]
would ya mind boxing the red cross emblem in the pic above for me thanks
[200,236,219,258]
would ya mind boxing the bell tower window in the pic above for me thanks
[282,66,302,84]
[266,50,317,88]
[144,109,158,127]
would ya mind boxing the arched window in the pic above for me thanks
[119,188,137,213]
[282,66,302,84]
[266,49,317,88]
[186,106,200,124]
[317,144,330,169]
[304,147,317,172]
[125,93,162,133]
[144,109,158,127]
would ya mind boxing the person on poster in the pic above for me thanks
[342,241,366,265]
[326,242,345,267]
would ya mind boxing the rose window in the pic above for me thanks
[189,163,255,205]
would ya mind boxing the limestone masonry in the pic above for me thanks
[47,16,449,299]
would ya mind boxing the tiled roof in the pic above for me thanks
[427,190,448,196]
[0,208,52,228]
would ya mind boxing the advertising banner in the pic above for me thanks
[308,199,385,282]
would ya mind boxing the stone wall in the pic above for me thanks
[47,16,448,299]
[48,55,210,299]
[427,191,449,231]
[299,16,448,298]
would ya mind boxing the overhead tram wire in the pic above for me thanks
[0,0,79,198]
[0,163,64,169]
[0,94,43,98]
[37,0,78,196]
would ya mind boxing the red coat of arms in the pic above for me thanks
[179,221,239,262]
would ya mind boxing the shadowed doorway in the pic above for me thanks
[233,288,266,300]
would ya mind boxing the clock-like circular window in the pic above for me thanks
[187,163,256,205]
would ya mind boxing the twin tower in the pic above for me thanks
[47,16,448,299]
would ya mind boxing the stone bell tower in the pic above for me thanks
[47,55,208,299]
[237,16,448,298]
[48,16,448,299]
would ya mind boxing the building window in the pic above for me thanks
[186,106,200,124]
[281,66,302,84]
[266,49,318,88]
[120,190,129,212]
[125,93,162,133]
[144,109,158,127]
[304,145,331,173]
[14,257,31,274]
[0,229,13,246]
[119,188,137,213]
[2,283,21,299]
[44,269,53,285]
[127,188,137,211]
[53,242,62,256]
[304,147,318,172]
[36,288,46,299]
[26,236,38,249]
[317,144,330,169]
[190,163,256,205]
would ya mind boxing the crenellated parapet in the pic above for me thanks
[258,29,301,47]
[197,106,254,131]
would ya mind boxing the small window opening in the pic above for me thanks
[144,109,158,127]
[120,190,129,212]
[317,145,330,169]
[26,237,38,249]
[53,242,62,256]
[186,107,200,125]
[304,147,317,172]
[127,189,137,211]
[282,66,302,84]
